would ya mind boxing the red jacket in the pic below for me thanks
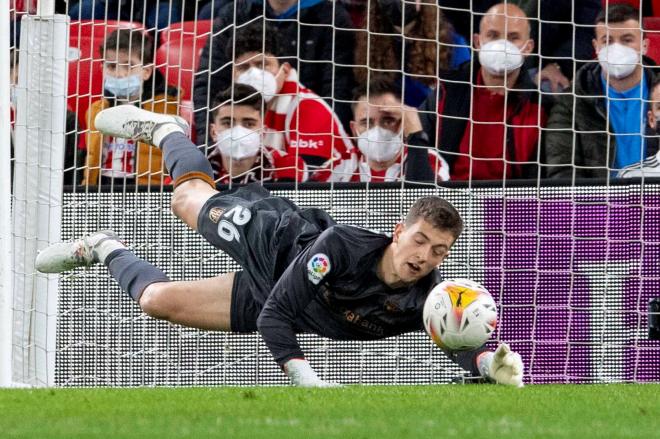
[419,64,547,180]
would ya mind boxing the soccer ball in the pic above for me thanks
[423,279,498,351]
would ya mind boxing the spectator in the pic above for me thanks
[350,77,449,182]
[228,21,357,182]
[193,0,355,146]
[545,4,657,179]
[83,29,179,186]
[420,2,547,181]
[354,0,470,107]
[68,0,182,31]
[617,78,660,178]
[207,84,305,184]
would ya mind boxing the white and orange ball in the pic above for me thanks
[423,279,498,351]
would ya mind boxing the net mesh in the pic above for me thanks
[53,184,660,385]
[6,0,660,386]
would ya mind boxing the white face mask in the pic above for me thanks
[215,125,261,160]
[236,67,278,103]
[598,43,639,80]
[357,126,403,163]
[478,39,525,76]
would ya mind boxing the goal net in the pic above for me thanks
[3,0,660,387]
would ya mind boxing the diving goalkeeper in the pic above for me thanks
[36,105,524,387]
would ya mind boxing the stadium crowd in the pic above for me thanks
[9,0,660,185]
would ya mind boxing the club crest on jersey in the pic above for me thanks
[208,207,224,224]
[307,253,331,285]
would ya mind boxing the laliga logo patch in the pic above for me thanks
[307,253,331,285]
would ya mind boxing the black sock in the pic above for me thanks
[105,248,170,301]
[161,132,214,185]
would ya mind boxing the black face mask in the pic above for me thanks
[378,0,419,28]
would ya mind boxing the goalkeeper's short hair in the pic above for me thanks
[406,197,464,240]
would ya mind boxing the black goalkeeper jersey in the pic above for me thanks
[257,224,443,365]
[197,184,487,375]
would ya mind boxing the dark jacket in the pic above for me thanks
[544,61,659,179]
[193,0,356,145]
[419,62,548,179]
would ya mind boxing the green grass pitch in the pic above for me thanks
[1,385,658,438]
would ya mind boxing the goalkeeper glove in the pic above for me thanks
[478,343,524,387]
[283,359,341,388]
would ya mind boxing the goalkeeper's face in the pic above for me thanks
[389,219,454,285]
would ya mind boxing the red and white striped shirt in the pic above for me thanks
[263,70,357,182]
[352,147,450,182]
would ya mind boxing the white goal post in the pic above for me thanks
[4,7,69,386]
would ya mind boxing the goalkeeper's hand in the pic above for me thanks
[478,343,524,387]
[283,359,341,388]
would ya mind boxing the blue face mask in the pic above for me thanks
[104,74,143,99]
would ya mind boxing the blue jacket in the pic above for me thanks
[544,60,660,179]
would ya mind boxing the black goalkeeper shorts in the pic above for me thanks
[229,271,261,332]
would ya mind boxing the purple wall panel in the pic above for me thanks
[485,193,660,382]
